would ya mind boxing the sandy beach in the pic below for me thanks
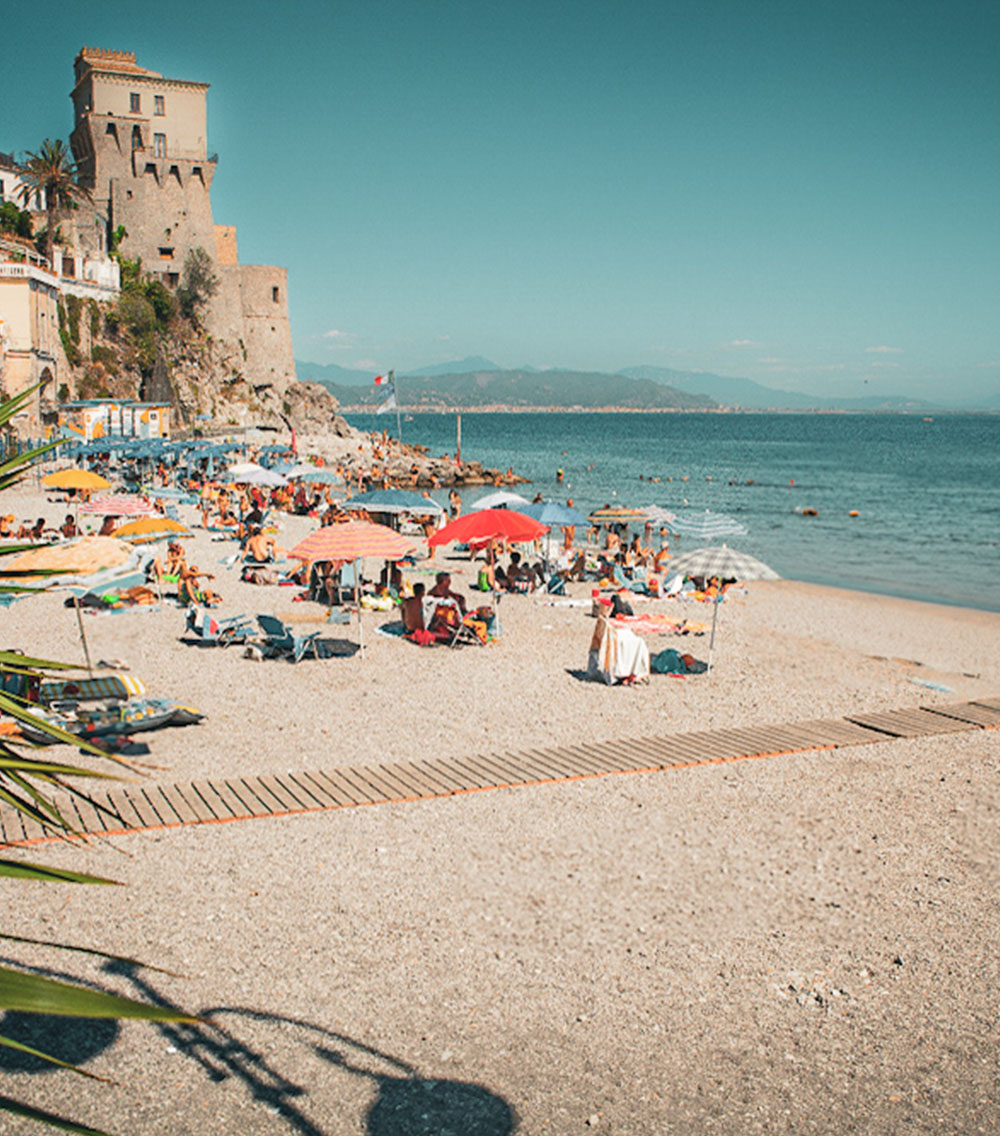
[2,477,999,1135]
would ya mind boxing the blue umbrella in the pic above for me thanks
[519,500,589,528]
[342,489,444,515]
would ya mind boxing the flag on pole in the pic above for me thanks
[374,374,389,385]
[376,388,397,415]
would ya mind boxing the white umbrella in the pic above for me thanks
[234,467,288,487]
[665,546,779,671]
[469,490,532,511]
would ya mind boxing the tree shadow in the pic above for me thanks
[106,960,516,1136]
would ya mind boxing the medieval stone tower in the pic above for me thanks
[68,48,298,410]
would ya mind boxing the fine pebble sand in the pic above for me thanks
[2,481,998,1135]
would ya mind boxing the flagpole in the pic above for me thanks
[392,370,402,443]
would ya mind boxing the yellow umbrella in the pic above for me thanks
[41,469,111,491]
[113,516,192,544]
[2,536,133,584]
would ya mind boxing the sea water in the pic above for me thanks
[344,411,1000,612]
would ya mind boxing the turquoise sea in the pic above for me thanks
[345,412,1000,612]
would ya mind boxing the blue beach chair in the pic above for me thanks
[256,614,323,662]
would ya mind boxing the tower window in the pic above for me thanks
[153,133,166,157]
[154,95,165,115]
[159,248,174,259]
[272,287,280,303]
[130,92,141,112]
[131,125,143,150]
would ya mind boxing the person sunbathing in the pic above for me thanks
[98,515,117,536]
[60,514,78,538]
[244,527,276,563]
[0,514,15,537]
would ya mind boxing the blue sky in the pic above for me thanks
[4,0,999,401]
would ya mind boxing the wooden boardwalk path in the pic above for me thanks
[3,696,999,847]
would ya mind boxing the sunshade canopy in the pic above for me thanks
[519,500,589,528]
[288,521,417,562]
[469,490,532,511]
[666,545,778,582]
[113,516,192,543]
[3,536,134,579]
[79,494,157,517]
[665,510,747,540]
[587,506,649,525]
[428,508,547,547]
[41,468,111,491]
[342,489,444,515]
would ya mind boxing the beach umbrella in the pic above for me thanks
[288,521,418,659]
[225,461,266,478]
[427,508,547,549]
[519,499,589,560]
[587,505,649,526]
[232,467,288,487]
[665,510,747,541]
[276,462,321,479]
[288,521,417,564]
[641,505,677,531]
[298,468,342,485]
[469,490,532,511]
[341,489,444,516]
[41,468,111,491]
[2,536,134,583]
[664,545,779,671]
[519,500,589,528]
[113,516,193,544]
[79,494,157,517]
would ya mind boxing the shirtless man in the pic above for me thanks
[401,582,427,632]
[429,571,466,614]
[244,527,276,562]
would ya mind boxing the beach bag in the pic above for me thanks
[651,648,687,675]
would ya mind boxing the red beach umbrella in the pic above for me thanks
[427,508,547,548]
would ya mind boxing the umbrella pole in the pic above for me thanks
[355,556,363,660]
[707,593,721,672]
[73,597,95,677]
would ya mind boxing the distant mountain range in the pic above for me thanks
[616,365,942,412]
[296,357,951,411]
[311,368,715,411]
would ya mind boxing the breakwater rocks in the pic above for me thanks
[296,427,528,490]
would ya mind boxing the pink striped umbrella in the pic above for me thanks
[79,495,158,517]
[288,521,416,563]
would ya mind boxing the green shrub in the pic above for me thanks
[144,279,177,329]
[88,298,100,339]
[90,344,119,374]
[65,294,83,344]
[0,201,32,238]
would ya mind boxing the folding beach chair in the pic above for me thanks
[184,608,255,646]
[256,613,323,662]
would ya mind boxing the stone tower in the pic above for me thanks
[68,48,298,410]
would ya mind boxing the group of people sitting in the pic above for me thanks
[399,571,486,644]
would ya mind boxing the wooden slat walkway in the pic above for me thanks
[3,697,999,847]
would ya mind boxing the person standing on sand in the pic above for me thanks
[449,489,461,519]
[562,497,576,550]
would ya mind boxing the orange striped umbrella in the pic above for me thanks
[288,521,416,563]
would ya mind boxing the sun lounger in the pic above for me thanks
[184,608,256,646]
[256,613,323,662]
